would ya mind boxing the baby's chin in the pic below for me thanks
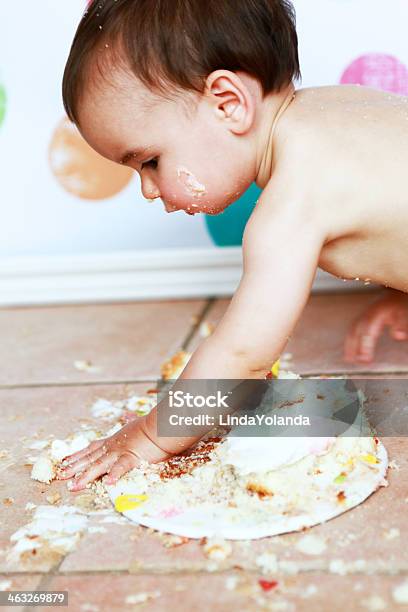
[177,200,230,216]
[199,195,240,215]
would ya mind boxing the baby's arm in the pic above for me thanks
[180,204,323,379]
[58,198,323,489]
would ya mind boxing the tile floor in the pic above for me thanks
[0,290,407,611]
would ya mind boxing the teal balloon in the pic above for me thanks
[205,183,262,246]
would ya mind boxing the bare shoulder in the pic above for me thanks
[242,170,325,267]
[264,84,408,243]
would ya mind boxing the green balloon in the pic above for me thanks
[205,183,262,246]
[0,83,6,128]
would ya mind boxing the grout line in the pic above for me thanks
[0,301,215,392]
[302,371,408,378]
[0,369,407,391]
[181,298,215,351]
[0,379,160,391]
[8,566,408,578]
[22,556,68,612]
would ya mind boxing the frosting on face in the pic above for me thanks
[215,436,336,475]
[177,166,207,197]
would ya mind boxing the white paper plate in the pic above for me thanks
[106,440,388,540]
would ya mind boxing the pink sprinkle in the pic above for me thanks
[157,507,183,518]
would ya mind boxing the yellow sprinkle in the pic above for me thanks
[360,454,378,464]
[115,494,148,512]
[271,360,280,378]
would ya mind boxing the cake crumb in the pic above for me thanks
[295,534,327,556]
[383,527,400,540]
[199,321,214,338]
[73,360,101,373]
[46,492,62,505]
[125,591,161,605]
[160,533,189,548]
[393,580,408,604]
[361,595,387,611]
[0,580,12,590]
[31,455,55,484]
[256,552,278,574]
[300,584,318,598]
[202,537,232,561]
[161,351,191,380]
[225,575,240,590]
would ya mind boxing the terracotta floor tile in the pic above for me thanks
[187,292,408,374]
[2,385,407,577]
[0,300,207,386]
[60,524,207,573]
[43,572,408,612]
[62,438,408,575]
[288,292,408,375]
[0,383,155,572]
[0,574,44,612]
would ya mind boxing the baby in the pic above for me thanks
[58,0,408,490]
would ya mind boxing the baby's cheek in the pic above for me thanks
[177,166,207,199]
[161,167,212,212]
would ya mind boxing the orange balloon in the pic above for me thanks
[49,117,133,200]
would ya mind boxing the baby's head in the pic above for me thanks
[63,0,299,215]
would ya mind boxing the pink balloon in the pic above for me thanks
[340,53,408,95]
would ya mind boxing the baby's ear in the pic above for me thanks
[205,70,255,135]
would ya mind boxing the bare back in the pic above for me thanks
[273,85,408,292]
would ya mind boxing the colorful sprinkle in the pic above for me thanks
[259,579,278,592]
[334,472,347,484]
[337,491,346,503]
[158,507,183,519]
[360,454,379,465]
[271,360,280,378]
[114,494,148,512]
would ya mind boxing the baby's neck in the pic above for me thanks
[255,84,296,188]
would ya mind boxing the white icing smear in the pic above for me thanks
[177,167,207,197]
[215,436,336,475]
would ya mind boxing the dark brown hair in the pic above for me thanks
[63,0,300,124]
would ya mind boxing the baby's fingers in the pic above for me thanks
[61,439,105,466]
[69,452,118,491]
[104,452,139,485]
[57,446,107,480]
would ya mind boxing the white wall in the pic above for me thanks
[0,0,212,258]
[0,0,407,303]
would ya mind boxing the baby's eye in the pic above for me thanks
[141,157,159,170]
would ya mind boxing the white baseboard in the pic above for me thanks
[0,247,368,306]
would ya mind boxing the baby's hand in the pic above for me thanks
[344,291,408,364]
[57,418,169,491]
